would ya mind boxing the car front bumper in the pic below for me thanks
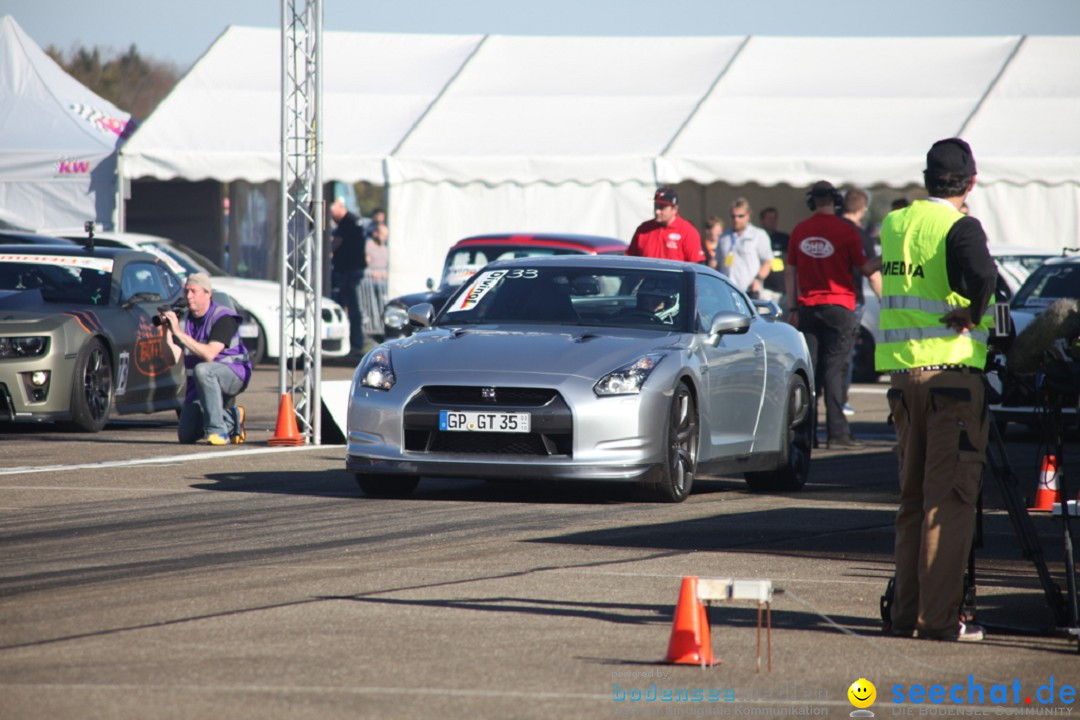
[345,369,673,483]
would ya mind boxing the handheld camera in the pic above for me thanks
[151,297,188,327]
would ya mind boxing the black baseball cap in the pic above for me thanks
[926,138,977,175]
[654,188,678,206]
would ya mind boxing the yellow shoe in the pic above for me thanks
[200,434,230,446]
[231,406,246,445]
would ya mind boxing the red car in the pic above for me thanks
[381,233,628,339]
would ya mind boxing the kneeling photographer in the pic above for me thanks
[160,273,252,445]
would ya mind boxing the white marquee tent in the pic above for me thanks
[0,15,132,231]
[120,27,1080,296]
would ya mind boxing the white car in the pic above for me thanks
[57,231,350,362]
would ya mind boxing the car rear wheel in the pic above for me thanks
[354,474,420,498]
[60,338,113,432]
[745,374,812,492]
[645,381,698,503]
[247,319,267,365]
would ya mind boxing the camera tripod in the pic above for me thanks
[965,412,1076,644]
[881,405,1078,648]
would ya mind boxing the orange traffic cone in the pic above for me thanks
[1029,455,1060,511]
[664,577,714,666]
[269,394,304,446]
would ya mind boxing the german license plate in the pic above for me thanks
[439,410,531,433]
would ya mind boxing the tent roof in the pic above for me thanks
[121,26,484,183]
[0,15,132,164]
[121,29,1080,188]
[0,15,132,230]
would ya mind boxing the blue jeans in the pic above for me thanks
[178,362,246,442]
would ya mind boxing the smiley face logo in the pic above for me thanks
[848,678,877,709]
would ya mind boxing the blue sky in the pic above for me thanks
[5,0,1080,69]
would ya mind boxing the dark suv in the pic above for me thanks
[381,233,628,339]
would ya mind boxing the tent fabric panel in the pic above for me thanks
[391,155,658,185]
[664,36,1021,186]
[385,179,647,297]
[396,35,746,174]
[0,15,132,154]
[0,177,108,231]
[0,15,130,230]
[968,182,1080,252]
[964,37,1080,183]
[122,26,484,182]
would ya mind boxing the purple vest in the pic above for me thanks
[183,301,253,403]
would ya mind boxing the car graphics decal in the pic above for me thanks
[0,255,114,272]
[116,351,130,396]
[448,269,507,312]
[63,309,104,335]
[134,319,172,377]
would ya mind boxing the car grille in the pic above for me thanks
[421,386,558,407]
[403,386,572,457]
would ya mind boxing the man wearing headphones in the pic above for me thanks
[787,180,881,450]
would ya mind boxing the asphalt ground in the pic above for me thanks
[1,363,1078,720]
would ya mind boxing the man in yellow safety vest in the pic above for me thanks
[876,138,997,642]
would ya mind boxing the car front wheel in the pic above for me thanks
[60,337,113,432]
[645,381,698,503]
[745,374,812,492]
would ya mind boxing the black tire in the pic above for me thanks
[745,374,812,492]
[644,381,698,503]
[354,474,420,498]
[60,337,113,432]
[247,320,267,365]
[853,327,880,383]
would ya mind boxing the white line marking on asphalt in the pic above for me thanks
[0,683,610,701]
[0,444,341,477]
[848,387,889,395]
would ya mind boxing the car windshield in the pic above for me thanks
[437,266,691,332]
[1011,263,1080,308]
[440,245,586,290]
[995,255,1051,295]
[143,242,228,277]
[0,256,112,305]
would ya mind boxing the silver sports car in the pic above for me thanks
[346,256,813,502]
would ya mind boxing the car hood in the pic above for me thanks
[0,290,88,330]
[386,326,685,380]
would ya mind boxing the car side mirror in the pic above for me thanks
[708,311,751,341]
[426,277,434,290]
[408,302,435,328]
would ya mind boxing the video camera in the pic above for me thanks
[151,297,188,327]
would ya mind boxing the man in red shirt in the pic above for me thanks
[786,181,881,450]
[627,188,704,263]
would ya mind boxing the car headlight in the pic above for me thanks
[359,347,396,390]
[594,353,666,396]
[0,336,49,358]
[383,304,409,330]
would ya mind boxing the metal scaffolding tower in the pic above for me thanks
[279,0,324,443]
